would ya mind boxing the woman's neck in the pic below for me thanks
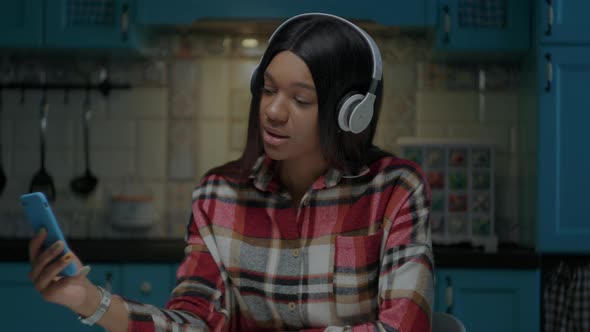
[278,154,328,205]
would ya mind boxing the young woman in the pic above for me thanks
[28,13,434,332]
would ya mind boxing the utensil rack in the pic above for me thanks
[0,81,131,97]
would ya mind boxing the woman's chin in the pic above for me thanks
[263,144,288,160]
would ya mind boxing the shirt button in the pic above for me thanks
[288,302,297,311]
[292,248,300,258]
[302,197,310,206]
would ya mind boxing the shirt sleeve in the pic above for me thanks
[302,172,434,332]
[124,204,231,332]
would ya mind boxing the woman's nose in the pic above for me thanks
[264,94,289,125]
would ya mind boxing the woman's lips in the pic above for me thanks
[263,128,290,145]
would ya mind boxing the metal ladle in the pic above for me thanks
[29,85,56,201]
[70,89,97,197]
[0,89,6,195]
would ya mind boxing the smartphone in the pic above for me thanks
[20,192,78,277]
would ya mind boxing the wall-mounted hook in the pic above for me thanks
[98,68,111,97]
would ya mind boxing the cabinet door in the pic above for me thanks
[537,46,590,252]
[0,0,43,47]
[539,0,590,44]
[435,269,540,332]
[44,0,140,49]
[122,264,173,307]
[435,0,530,51]
[0,263,81,331]
[183,0,434,26]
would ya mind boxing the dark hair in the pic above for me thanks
[239,15,383,178]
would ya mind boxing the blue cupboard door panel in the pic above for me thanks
[122,264,173,308]
[86,263,123,293]
[539,0,590,44]
[436,269,540,332]
[537,46,590,252]
[0,0,43,47]
[0,263,81,331]
[436,0,530,51]
[136,0,197,25]
[44,0,139,48]
[193,0,434,26]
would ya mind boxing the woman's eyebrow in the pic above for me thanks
[264,71,315,91]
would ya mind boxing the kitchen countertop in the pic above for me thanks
[0,239,542,268]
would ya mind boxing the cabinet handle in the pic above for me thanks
[545,0,553,36]
[104,271,113,293]
[121,4,129,42]
[545,53,552,92]
[443,5,451,44]
[140,281,153,295]
[445,276,454,314]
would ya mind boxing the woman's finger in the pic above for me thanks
[28,228,47,265]
[28,240,64,283]
[34,251,74,292]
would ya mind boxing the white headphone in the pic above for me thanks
[250,13,383,134]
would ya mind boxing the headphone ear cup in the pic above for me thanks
[337,92,365,132]
[348,99,374,134]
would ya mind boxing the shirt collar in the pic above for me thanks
[249,154,370,192]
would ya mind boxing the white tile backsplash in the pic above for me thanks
[230,90,252,120]
[137,120,167,180]
[169,60,199,120]
[107,88,168,120]
[198,59,230,120]
[90,119,136,149]
[195,120,228,178]
[230,59,258,91]
[230,120,248,151]
[0,32,526,243]
[92,149,135,178]
[167,121,195,180]
[416,91,479,122]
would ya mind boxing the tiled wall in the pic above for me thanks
[0,31,529,245]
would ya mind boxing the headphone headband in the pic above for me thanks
[267,13,382,94]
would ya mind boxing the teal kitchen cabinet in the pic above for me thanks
[44,0,141,49]
[137,0,436,27]
[0,0,43,47]
[435,269,540,332]
[0,263,82,331]
[538,0,590,44]
[121,264,174,307]
[0,0,140,49]
[537,45,590,252]
[0,262,176,331]
[435,0,530,51]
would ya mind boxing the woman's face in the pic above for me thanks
[259,51,322,162]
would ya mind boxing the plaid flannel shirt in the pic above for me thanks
[124,149,434,331]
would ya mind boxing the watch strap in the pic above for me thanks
[79,286,112,326]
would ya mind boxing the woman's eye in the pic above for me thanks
[295,98,312,105]
[262,87,275,95]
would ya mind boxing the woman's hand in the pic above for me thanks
[28,228,99,316]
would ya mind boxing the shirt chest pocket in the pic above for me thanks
[333,230,383,321]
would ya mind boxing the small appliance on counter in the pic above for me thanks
[107,176,155,232]
[398,137,498,252]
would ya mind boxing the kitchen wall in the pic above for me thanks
[0,30,527,245]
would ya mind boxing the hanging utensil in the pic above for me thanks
[29,82,56,201]
[70,88,97,197]
[0,88,6,195]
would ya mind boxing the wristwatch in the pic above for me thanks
[79,286,112,326]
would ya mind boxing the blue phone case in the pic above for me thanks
[20,192,78,277]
